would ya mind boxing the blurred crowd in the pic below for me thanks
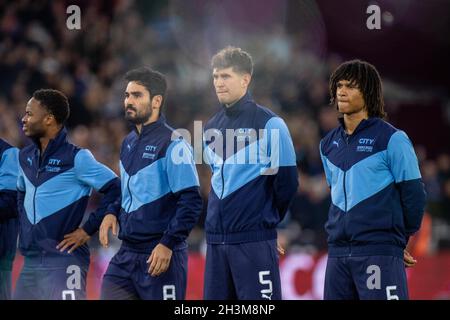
[1,0,449,255]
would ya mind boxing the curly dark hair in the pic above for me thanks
[329,59,386,118]
[33,89,70,125]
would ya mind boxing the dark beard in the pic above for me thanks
[125,107,152,125]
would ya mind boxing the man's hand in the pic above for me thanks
[404,249,417,268]
[99,214,118,248]
[147,244,173,277]
[277,239,285,255]
[57,228,90,254]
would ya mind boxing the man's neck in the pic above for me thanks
[39,127,61,154]
[136,113,159,134]
[225,91,247,108]
[343,110,368,135]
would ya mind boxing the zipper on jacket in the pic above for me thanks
[219,160,225,243]
[126,133,142,213]
[126,175,133,213]
[343,134,350,243]
[32,182,38,224]
[343,172,348,212]
[343,135,349,212]
[33,149,44,225]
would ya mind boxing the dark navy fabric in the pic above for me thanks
[319,117,426,257]
[0,139,19,222]
[203,92,298,244]
[0,269,12,300]
[113,115,202,251]
[203,240,281,300]
[100,246,187,300]
[16,128,120,262]
[0,139,19,271]
[102,116,201,300]
[0,139,19,300]
[324,255,408,300]
[13,254,88,300]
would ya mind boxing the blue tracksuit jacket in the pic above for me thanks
[16,128,121,262]
[203,92,299,244]
[320,117,427,257]
[112,115,202,251]
[0,139,19,268]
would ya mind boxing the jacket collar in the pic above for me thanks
[338,117,378,137]
[133,114,167,137]
[32,127,68,156]
[222,91,253,117]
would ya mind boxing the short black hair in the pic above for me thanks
[125,67,167,107]
[329,59,386,118]
[33,89,70,125]
[211,46,253,75]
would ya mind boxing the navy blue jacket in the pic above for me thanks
[203,92,299,244]
[0,139,19,269]
[320,117,427,257]
[112,115,202,252]
[17,128,120,261]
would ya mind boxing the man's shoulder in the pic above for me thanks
[255,103,277,117]
[122,130,137,146]
[204,109,224,130]
[320,126,341,147]
[371,117,399,133]
[365,118,400,148]
[61,139,82,157]
[19,143,34,158]
[0,139,13,155]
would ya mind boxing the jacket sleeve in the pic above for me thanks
[105,196,122,219]
[387,131,427,237]
[0,147,19,222]
[16,158,26,222]
[160,138,203,250]
[264,117,299,222]
[74,149,121,236]
[319,140,332,188]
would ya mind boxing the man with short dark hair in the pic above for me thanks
[14,89,121,300]
[203,46,298,300]
[0,138,19,300]
[320,60,427,300]
[99,67,202,300]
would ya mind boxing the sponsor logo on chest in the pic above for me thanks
[356,138,375,152]
[46,158,62,172]
[142,145,157,159]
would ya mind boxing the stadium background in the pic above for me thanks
[1,0,449,299]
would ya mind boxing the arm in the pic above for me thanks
[57,149,121,253]
[81,177,121,236]
[99,195,122,248]
[73,149,121,235]
[0,148,19,222]
[16,161,25,221]
[0,190,18,222]
[265,117,299,222]
[148,138,203,276]
[160,138,203,249]
[319,140,332,188]
[387,131,427,238]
